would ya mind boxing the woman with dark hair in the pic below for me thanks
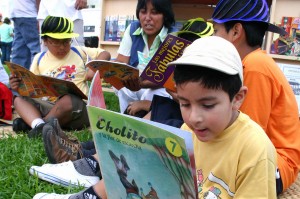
[0,17,13,64]
[115,0,175,116]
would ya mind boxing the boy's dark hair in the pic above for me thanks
[224,21,268,47]
[174,65,241,101]
[3,17,10,24]
[136,0,175,29]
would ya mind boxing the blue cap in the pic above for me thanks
[212,0,287,35]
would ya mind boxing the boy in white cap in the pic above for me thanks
[32,36,277,199]
[211,0,300,194]
[9,16,111,138]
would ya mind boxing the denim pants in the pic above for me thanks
[0,41,12,64]
[11,17,40,69]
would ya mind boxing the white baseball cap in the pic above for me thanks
[167,36,243,82]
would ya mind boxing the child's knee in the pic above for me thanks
[56,95,73,112]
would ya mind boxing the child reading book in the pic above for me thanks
[9,15,110,138]
[31,36,277,199]
[211,0,300,194]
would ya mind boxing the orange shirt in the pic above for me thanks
[241,48,300,191]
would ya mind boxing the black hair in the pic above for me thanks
[174,65,241,101]
[224,21,268,47]
[136,0,175,29]
[3,17,10,24]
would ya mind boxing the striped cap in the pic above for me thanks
[212,0,287,35]
[40,16,79,39]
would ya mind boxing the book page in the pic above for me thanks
[86,60,139,90]
[40,76,87,99]
[6,62,87,99]
[87,71,106,108]
[87,106,196,199]
[6,62,53,98]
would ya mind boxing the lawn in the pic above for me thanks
[0,91,119,199]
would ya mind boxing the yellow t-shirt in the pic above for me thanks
[181,112,277,198]
[30,46,104,96]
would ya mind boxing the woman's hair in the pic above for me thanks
[174,65,241,101]
[3,17,10,24]
[224,21,268,47]
[136,0,175,29]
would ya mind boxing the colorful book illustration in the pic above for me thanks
[86,60,139,90]
[87,70,106,109]
[140,34,192,91]
[87,106,196,199]
[6,62,87,99]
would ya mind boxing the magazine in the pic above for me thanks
[87,105,196,199]
[86,60,139,90]
[140,34,192,91]
[6,62,87,99]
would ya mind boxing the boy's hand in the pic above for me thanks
[9,74,21,91]
[122,77,141,91]
[75,0,87,10]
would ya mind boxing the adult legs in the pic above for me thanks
[11,17,40,69]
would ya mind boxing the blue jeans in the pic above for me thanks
[11,17,40,69]
[1,41,12,64]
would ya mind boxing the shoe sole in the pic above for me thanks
[29,167,92,188]
[42,125,57,164]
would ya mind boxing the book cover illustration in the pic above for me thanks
[87,70,106,109]
[140,34,191,91]
[6,62,87,99]
[86,60,139,90]
[270,17,300,56]
[87,107,196,199]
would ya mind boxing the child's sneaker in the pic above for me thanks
[42,118,83,163]
[12,118,31,133]
[33,193,72,199]
[28,123,46,138]
[29,161,100,188]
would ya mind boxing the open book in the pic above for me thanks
[6,62,87,99]
[86,60,139,90]
[87,75,196,198]
[87,107,196,198]
[86,34,190,91]
[140,34,191,91]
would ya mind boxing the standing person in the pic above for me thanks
[115,0,175,115]
[0,18,14,64]
[32,36,277,199]
[37,0,87,49]
[9,0,41,69]
[9,16,110,138]
[211,0,300,195]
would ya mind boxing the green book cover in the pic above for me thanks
[87,106,196,199]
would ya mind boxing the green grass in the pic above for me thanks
[0,91,119,198]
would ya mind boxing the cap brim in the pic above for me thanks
[40,32,79,39]
[268,23,287,35]
[168,55,239,76]
[211,18,287,36]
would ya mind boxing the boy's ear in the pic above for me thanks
[232,23,243,41]
[233,86,248,110]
